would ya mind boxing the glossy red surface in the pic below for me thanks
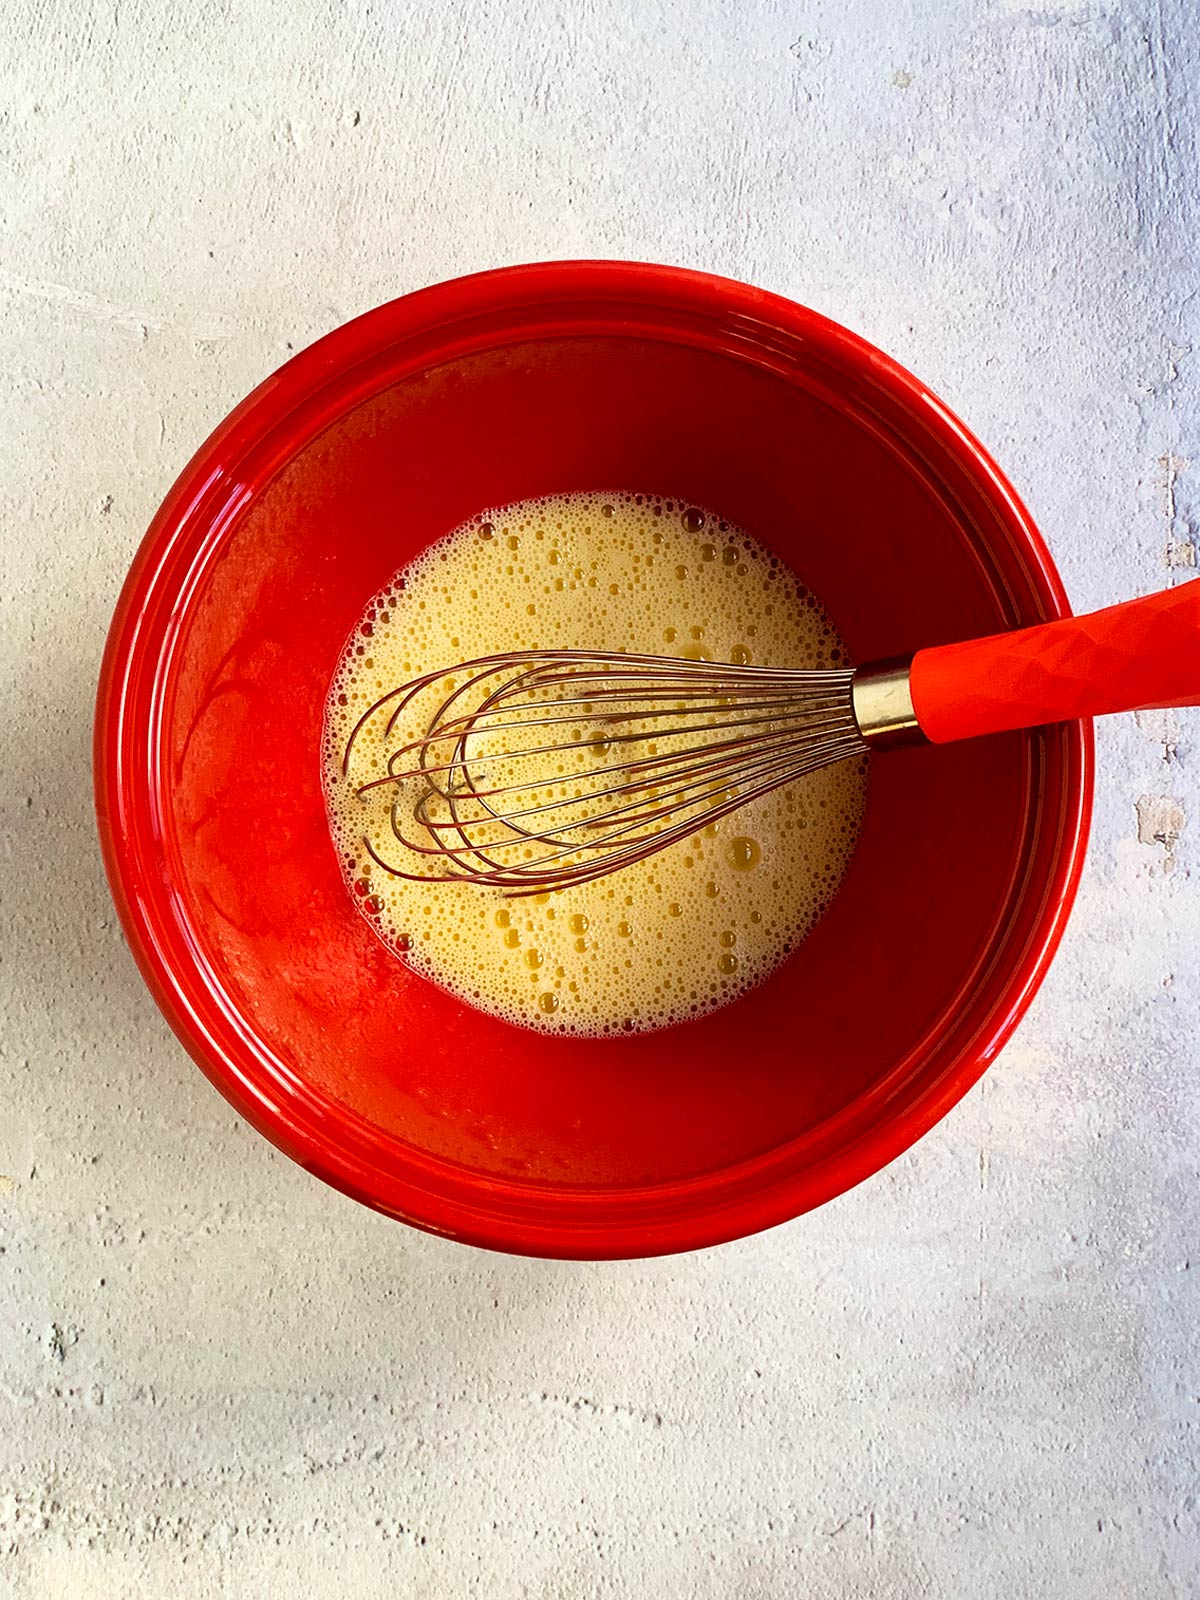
[912,575,1200,742]
[94,261,1092,1258]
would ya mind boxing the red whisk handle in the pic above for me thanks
[908,577,1200,745]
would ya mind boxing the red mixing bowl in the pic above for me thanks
[94,261,1091,1258]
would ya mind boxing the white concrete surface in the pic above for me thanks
[2,0,1198,1594]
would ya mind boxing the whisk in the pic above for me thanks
[343,579,1200,893]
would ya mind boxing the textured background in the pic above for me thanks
[2,1,1198,1595]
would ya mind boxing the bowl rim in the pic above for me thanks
[94,260,1093,1258]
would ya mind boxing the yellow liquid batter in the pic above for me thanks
[323,491,868,1036]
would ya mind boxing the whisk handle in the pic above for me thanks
[909,577,1200,744]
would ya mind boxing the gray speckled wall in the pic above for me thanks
[2,1,1197,1594]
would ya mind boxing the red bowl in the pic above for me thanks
[94,262,1091,1258]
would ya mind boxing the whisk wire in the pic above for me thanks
[426,732,864,891]
[342,649,865,892]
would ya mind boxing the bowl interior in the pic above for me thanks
[113,285,1084,1253]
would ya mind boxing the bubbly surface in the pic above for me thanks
[323,491,868,1035]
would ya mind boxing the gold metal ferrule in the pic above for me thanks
[851,657,926,750]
